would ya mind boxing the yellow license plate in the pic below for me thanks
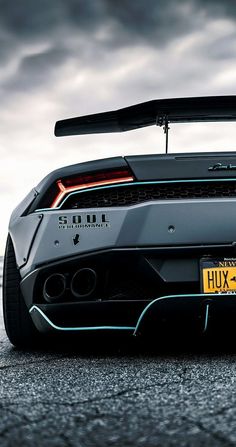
[202,259,236,293]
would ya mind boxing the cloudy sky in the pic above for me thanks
[1,0,236,254]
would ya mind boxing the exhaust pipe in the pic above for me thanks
[43,273,66,303]
[71,268,97,298]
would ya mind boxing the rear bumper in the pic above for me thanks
[20,245,236,337]
[29,293,236,338]
[16,197,236,277]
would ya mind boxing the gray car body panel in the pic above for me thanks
[10,213,43,268]
[9,188,37,223]
[8,188,42,268]
[12,197,236,278]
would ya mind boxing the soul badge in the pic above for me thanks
[58,213,110,230]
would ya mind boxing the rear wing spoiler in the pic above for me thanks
[55,96,236,137]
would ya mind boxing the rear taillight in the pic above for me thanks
[50,169,134,208]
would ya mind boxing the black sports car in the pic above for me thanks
[4,96,236,347]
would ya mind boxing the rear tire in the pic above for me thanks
[3,235,39,348]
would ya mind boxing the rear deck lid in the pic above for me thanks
[125,152,236,181]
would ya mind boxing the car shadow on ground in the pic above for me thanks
[8,332,236,359]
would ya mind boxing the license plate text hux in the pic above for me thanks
[201,259,236,293]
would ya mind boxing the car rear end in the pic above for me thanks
[9,151,236,338]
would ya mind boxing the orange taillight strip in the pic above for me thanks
[50,176,134,208]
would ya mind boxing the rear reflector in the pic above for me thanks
[50,169,134,208]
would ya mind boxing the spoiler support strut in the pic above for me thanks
[156,115,170,154]
[164,117,170,155]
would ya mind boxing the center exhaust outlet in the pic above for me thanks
[43,273,66,303]
[71,268,97,298]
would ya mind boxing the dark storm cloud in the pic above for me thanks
[195,32,236,61]
[0,0,198,84]
[1,0,236,92]
[0,0,108,39]
[5,46,71,91]
[1,0,236,43]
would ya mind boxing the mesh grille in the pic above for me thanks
[61,181,236,209]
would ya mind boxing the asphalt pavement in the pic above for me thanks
[1,287,236,447]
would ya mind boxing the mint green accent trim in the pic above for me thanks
[203,303,210,333]
[29,305,135,332]
[30,293,229,335]
[133,293,230,335]
[34,178,236,212]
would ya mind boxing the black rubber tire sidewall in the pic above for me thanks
[3,235,39,347]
